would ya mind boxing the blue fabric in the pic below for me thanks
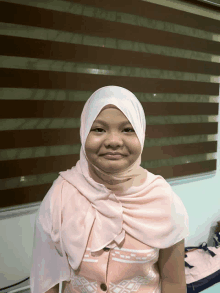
[187,269,220,293]
[185,233,220,293]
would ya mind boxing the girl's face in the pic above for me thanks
[85,106,141,174]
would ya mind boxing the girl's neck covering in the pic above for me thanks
[48,86,189,270]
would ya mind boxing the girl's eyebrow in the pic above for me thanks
[93,119,132,127]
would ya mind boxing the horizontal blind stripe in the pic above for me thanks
[144,123,218,138]
[181,0,220,13]
[0,144,82,161]
[3,0,220,36]
[143,153,217,169]
[143,141,217,160]
[0,2,216,45]
[2,56,218,84]
[0,36,219,76]
[1,118,81,131]
[0,101,218,118]
[0,100,83,118]
[0,2,219,55]
[143,135,218,147]
[1,154,78,179]
[0,69,218,95]
[0,123,218,149]
[1,116,218,131]
[1,142,217,179]
[0,129,80,149]
[0,184,52,208]
[0,88,218,103]
[0,160,216,208]
[1,24,218,64]
[71,0,220,34]
[0,172,58,191]
[147,159,217,179]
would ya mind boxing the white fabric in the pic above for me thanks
[80,85,146,184]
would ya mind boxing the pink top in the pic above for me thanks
[30,170,189,293]
[62,222,161,293]
[30,86,189,293]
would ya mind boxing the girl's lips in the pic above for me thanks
[103,154,124,160]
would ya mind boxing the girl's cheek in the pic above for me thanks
[129,137,141,152]
[86,134,102,147]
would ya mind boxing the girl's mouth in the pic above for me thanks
[103,154,124,160]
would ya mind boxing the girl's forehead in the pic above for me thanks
[101,104,118,111]
[93,105,132,127]
[97,104,127,120]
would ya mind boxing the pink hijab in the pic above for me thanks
[55,86,189,268]
[31,87,189,289]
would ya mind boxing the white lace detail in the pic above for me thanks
[68,272,156,293]
[109,275,155,293]
[70,276,98,293]
[83,246,159,264]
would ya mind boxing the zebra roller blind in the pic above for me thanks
[0,0,219,209]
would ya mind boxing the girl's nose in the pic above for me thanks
[104,133,123,148]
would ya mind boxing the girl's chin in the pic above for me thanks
[99,165,128,174]
[94,158,131,173]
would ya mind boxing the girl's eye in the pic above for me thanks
[92,128,104,132]
[124,128,135,133]
[91,127,134,133]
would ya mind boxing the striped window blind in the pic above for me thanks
[0,0,219,209]
[183,0,220,11]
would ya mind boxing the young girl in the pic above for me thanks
[30,86,189,293]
